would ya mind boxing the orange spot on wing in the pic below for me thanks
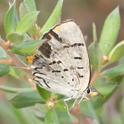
[26,56,34,64]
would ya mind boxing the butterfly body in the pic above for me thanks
[32,21,91,100]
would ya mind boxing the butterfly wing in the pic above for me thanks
[32,21,90,98]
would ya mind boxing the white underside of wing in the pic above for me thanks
[32,21,90,98]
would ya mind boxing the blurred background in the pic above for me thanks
[0,0,124,124]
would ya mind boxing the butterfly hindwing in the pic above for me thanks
[32,21,90,98]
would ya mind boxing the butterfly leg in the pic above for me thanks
[64,97,73,116]
[64,97,73,102]
[64,100,71,115]
[78,91,87,104]
[72,97,79,108]
[65,95,80,109]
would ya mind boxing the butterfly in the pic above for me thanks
[31,20,91,103]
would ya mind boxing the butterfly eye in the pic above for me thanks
[87,87,90,94]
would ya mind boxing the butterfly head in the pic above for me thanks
[85,86,99,98]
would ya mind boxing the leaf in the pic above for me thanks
[99,7,120,55]
[4,0,18,34]
[29,23,41,37]
[36,85,51,100]
[16,11,39,34]
[12,40,42,56]
[10,91,45,108]
[0,64,10,77]
[45,109,59,124]
[40,0,63,36]
[11,107,30,124]
[7,32,24,43]
[55,102,72,123]
[109,41,124,63]
[94,80,117,96]
[88,23,102,70]
[19,0,38,37]
[94,76,123,109]
[0,85,32,93]
[0,46,9,59]
[92,23,97,42]
[80,101,100,122]
[9,67,24,79]
[19,0,36,17]
[102,63,124,79]
[88,41,101,70]
[0,101,29,124]
[119,57,124,65]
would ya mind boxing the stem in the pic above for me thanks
[0,59,14,65]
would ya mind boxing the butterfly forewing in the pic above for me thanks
[32,21,90,99]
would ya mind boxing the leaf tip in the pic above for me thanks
[111,6,120,17]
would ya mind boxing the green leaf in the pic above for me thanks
[88,23,102,70]
[36,85,51,100]
[4,0,18,34]
[11,107,29,124]
[27,24,40,38]
[0,86,32,93]
[99,7,120,55]
[12,40,42,56]
[93,76,123,109]
[109,41,124,63]
[94,81,117,96]
[24,0,36,11]
[9,67,24,79]
[0,46,9,59]
[55,102,72,123]
[10,91,45,108]
[80,101,100,122]
[102,63,124,79]
[19,0,36,17]
[0,101,29,124]
[92,23,97,42]
[119,57,124,65]
[45,109,59,124]
[7,32,24,43]
[0,64,10,77]
[16,11,39,34]
[40,0,63,36]
[88,41,101,70]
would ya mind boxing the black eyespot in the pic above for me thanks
[72,78,74,81]
[61,76,64,78]
[87,87,90,94]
